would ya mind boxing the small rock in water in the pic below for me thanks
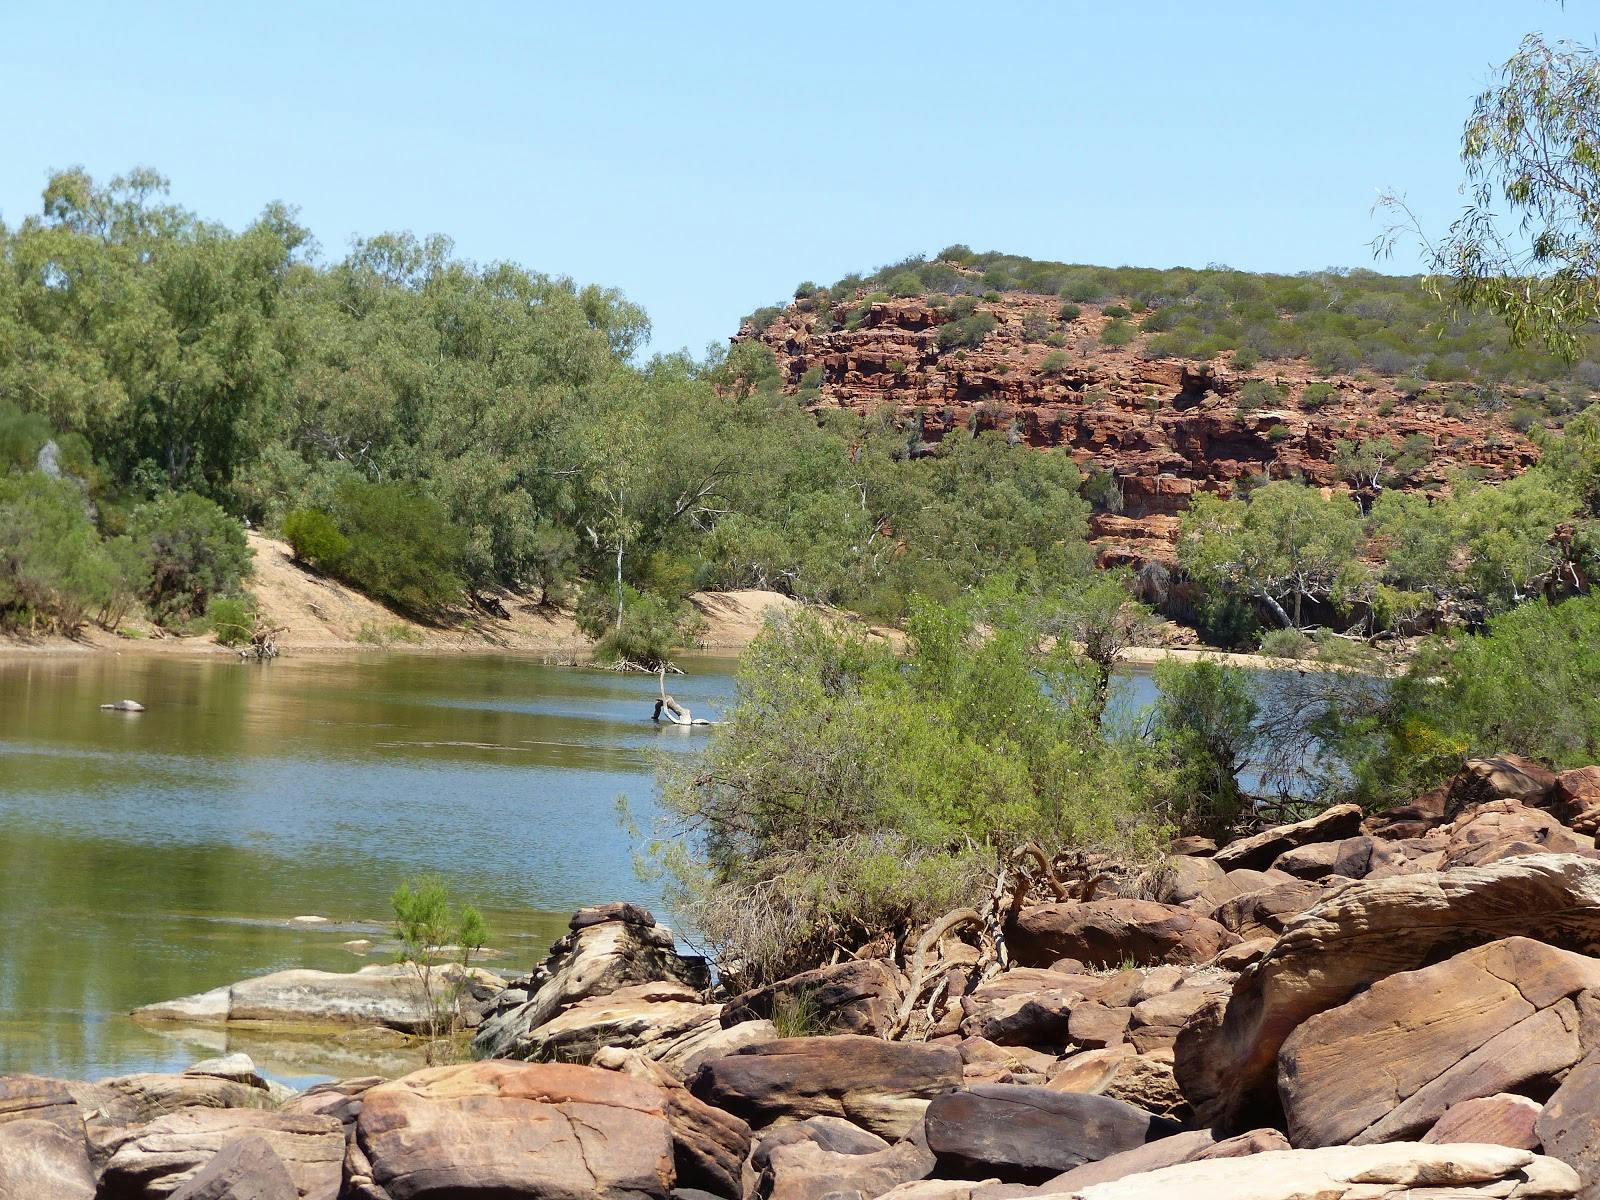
[290,915,329,925]
[185,1052,263,1085]
[342,939,373,953]
[99,699,145,711]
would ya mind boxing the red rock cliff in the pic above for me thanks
[737,293,1544,565]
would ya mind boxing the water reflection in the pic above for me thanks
[0,652,729,1080]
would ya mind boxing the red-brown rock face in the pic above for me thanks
[739,294,1544,564]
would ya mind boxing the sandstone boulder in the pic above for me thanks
[1211,880,1336,941]
[1211,804,1364,873]
[472,903,708,1061]
[1445,753,1558,817]
[721,959,904,1037]
[759,1133,934,1200]
[1279,937,1600,1146]
[1044,1127,1288,1191]
[355,1060,674,1200]
[1537,1051,1600,1199]
[1271,836,1374,880]
[1174,853,1600,1130]
[1048,1048,1185,1119]
[0,1072,85,1135]
[1553,767,1600,836]
[596,1048,752,1200]
[168,1135,298,1200]
[100,1109,343,1198]
[1423,1093,1542,1150]
[0,1118,96,1199]
[500,980,721,1066]
[923,1084,1180,1183]
[1145,855,1232,906]
[1007,899,1236,969]
[959,969,1104,1046]
[689,1035,960,1140]
[87,1071,277,1125]
[1439,799,1595,869]
[1064,1142,1580,1199]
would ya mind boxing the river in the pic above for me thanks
[0,651,734,1086]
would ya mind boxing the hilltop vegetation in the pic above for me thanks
[751,246,1600,400]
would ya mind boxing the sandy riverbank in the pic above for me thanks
[0,533,805,660]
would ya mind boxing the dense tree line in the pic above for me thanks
[0,170,1099,652]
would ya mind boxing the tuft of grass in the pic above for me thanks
[770,988,831,1038]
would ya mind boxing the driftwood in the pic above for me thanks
[884,840,1129,1041]
[885,907,983,1039]
[238,623,285,661]
[653,666,713,726]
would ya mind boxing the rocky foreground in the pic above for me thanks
[9,753,1600,1197]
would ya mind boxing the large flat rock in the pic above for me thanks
[1278,937,1600,1147]
[689,1035,961,1140]
[1174,853,1600,1130]
[356,1060,674,1200]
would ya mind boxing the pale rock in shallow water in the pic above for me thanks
[133,963,503,1034]
[99,699,145,711]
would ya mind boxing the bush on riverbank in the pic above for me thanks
[0,473,130,634]
[1327,595,1600,808]
[128,490,253,628]
[574,583,705,669]
[280,481,465,617]
[651,593,1186,985]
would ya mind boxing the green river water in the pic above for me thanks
[0,651,734,1087]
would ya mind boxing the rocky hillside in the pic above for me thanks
[737,271,1567,565]
[21,753,1600,1196]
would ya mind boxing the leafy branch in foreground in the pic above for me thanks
[1378,34,1600,360]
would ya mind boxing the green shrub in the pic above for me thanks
[1021,313,1049,342]
[1301,382,1338,410]
[0,473,130,634]
[936,312,999,351]
[1266,423,1291,443]
[575,583,705,669]
[1041,351,1071,375]
[1103,304,1130,319]
[1099,319,1135,347]
[206,595,256,646]
[889,272,924,298]
[1231,347,1260,372]
[1510,406,1542,433]
[1059,272,1106,303]
[886,359,907,375]
[329,481,465,615]
[1058,302,1082,323]
[1258,626,1310,659]
[799,366,825,389]
[649,599,1166,984]
[281,508,350,570]
[1237,380,1281,413]
[1147,659,1259,838]
[129,491,253,627]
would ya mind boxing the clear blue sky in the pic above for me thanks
[2,1,1595,355]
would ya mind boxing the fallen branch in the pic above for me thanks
[885,907,982,1040]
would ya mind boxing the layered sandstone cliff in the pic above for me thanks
[738,292,1545,564]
